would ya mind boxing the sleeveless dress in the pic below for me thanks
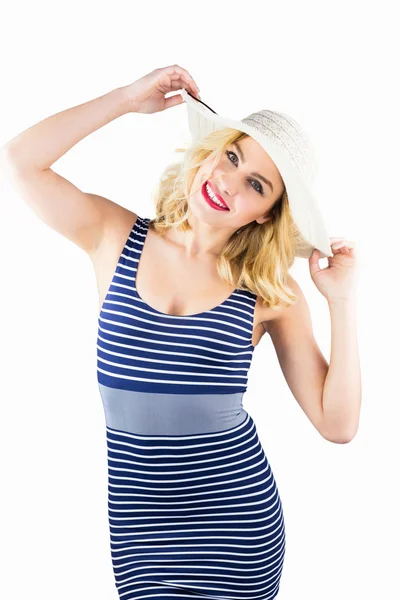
[97,215,286,600]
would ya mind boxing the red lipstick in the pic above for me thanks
[201,181,230,211]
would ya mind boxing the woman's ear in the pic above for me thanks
[256,214,271,225]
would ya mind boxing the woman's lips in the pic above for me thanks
[207,181,229,207]
[201,181,230,211]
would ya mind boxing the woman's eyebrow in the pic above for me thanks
[232,142,274,193]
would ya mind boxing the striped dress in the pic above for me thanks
[97,215,286,599]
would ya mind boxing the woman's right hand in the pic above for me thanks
[121,65,200,114]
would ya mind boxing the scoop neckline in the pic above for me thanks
[132,217,241,319]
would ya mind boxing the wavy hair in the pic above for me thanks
[149,127,305,311]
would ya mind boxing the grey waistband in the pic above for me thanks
[98,383,248,435]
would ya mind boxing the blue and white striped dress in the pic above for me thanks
[97,215,286,599]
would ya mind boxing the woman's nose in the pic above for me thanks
[216,176,237,196]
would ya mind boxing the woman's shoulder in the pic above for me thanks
[256,273,303,331]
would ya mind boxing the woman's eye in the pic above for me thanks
[226,150,238,165]
[225,150,264,195]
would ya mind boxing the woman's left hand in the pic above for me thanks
[309,237,358,303]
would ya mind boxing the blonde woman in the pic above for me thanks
[0,64,361,600]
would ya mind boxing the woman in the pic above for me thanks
[0,64,361,599]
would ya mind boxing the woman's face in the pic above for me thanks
[189,136,286,232]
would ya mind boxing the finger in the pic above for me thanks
[331,244,356,257]
[167,79,189,91]
[331,240,355,248]
[177,65,200,94]
[165,79,198,100]
[166,75,199,97]
[165,64,200,97]
[164,93,185,110]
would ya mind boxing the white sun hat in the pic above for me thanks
[180,88,333,259]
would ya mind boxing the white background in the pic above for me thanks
[0,1,398,599]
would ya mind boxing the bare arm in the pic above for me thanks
[1,86,128,170]
[0,87,133,255]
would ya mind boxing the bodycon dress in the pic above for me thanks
[96,215,286,599]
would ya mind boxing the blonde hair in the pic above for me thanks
[149,127,303,312]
